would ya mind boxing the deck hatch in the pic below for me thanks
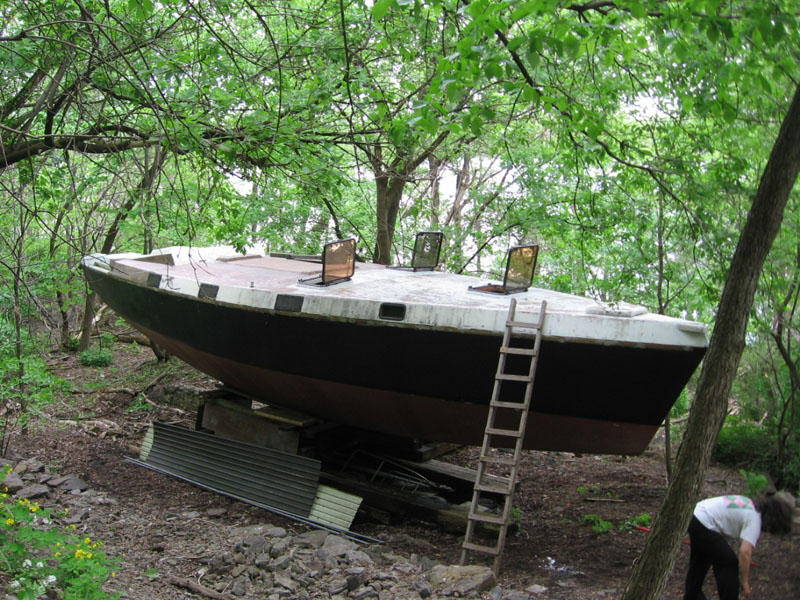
[379,303,406,321]
[390,231,443,271]
[275,294,304,312]
[198,283,219,299]
[470,244,539,295]
[146,273,162,288]
[298,238,356,286]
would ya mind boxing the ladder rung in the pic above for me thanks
[462,541,500,555]
[506,320,541,330]
[469,512,507,525]
[495,373,531,382]
[499,346,536,356]
[486,427,522,437]
[475,481,513,494]
[490,400,528,409]
[480,453,517,465]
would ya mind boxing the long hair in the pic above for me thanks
[754,492,794,535]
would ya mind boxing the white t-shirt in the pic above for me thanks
[694,495,762,546]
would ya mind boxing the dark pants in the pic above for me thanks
[683,516,740,600]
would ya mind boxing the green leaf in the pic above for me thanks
[469,114,483,136]
[128,0,154,19]
[371,0,393,20]
[510,2,538,23]
[563,33,581,58]
[629,3,646,19]
[521,86,541,103]
[484,60,504,80]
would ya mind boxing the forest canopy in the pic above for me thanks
[2,2,800,597]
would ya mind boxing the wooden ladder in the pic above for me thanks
[460,298,546,574]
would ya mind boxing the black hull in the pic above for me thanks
[85,268,704,454]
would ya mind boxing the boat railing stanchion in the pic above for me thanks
[460,297,547,575]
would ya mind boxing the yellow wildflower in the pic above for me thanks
[5,518,14,526]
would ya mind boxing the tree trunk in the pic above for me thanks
[374,174,406,265]
[78,146,166,350]
[428,155,443,229]
[621,81,800,599]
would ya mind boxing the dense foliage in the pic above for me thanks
[2,2,800,595]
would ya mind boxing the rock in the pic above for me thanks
[427,564,496,596]
[1,472,25,492]
[254,553,272,569]
[487,585,503,600]
[321,535,358,557]
[208,551,235,574]
[236,534,269,556]
[502,591,532,600]
[63,508,89,524]
[350,585,377,599]
[206,507,227,517]
[232,523,280,537]
[270,538,291,558]
[231,576,249,596]
[274,573,296,591]
[346,550,374,566]
[327,578,348,594]
[269,554,292,571]
[413,580,433,598]
[16,458,45,474]
[295,529,329,548]
[15,483,50,499]
[346,573,363,591]
[59,476,89,492]
[525,583,548,594]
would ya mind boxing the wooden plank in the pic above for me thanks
[319,472,505,537]
[252,404,318,427]
[393,458,516,496]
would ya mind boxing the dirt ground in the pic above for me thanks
[6,341,799,599]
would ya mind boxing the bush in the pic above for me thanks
[580,513,613,533]
[63,337,81,352]
[714,424,800,492]
[739,469,769,498]
[713,424,774,473]
[79,348,113,367]
[1,466,119,599]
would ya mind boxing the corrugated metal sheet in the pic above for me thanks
[139,422,319,516]
[309,485,362,530]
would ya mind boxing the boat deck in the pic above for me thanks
[87,246,708,349]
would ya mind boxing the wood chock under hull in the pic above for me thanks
[460,298,546,574]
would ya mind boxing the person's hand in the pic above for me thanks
[742,580,751,598]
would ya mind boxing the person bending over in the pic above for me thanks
[684,492,793,600]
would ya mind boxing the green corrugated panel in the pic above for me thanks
[139,425,154,461]
[309,484,362,530]
[140,422,320,517]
